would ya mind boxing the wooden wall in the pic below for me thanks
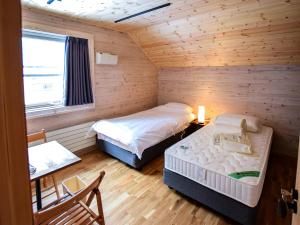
[22,3,300,156]
[22,9,158,133]
[129,0,300,68]
[158,66,300,156]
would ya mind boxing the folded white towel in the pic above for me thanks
[215,116,247,130]
[219,133,252,154]
[213,124,245,136]
[214,113,260,133]
[213,117,251,154]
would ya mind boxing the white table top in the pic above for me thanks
[28,141,81,181]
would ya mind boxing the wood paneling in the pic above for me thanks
[21,0,170,32]
[21,2,300,154]
[0,0,33,224]
[22,0,247,33]
[129,0,300,67]
[22,9,158,133]
[158,65,300,156]
[21,1,300,67]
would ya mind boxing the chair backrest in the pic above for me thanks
[34,171,105,225]
[27,129,47,143]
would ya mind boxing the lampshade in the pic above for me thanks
[198,106,205,124]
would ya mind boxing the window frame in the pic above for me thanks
[22,22,95,119]
[22,29,66,110]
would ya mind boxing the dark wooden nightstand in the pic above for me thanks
[183,119,205,138]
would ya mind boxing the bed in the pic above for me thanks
[163,122,273,225]
[89,103,195,169]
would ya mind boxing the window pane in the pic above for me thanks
[22,35,65,107]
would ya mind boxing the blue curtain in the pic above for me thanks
[64,36,93,106]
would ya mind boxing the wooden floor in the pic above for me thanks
[38,148,297,225]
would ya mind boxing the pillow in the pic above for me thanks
[214,113,261,133]
[164,102,193,113]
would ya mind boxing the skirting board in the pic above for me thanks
[74,144,97,156]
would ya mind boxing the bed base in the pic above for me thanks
[163,168,258,225]
[96,131,184,169]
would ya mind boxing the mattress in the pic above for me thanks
[89,104,195,159]
[164,124,273,207]
[97,130,185,169]
[97,123,187,154]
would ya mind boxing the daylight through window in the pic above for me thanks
[22,30,66,110]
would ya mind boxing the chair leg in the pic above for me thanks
[52,175,60,199]
[95,190,105,225]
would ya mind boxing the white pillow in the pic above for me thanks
[164,102,193,113]
[214,113,261,133]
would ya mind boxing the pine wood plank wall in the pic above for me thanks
[129,0,300,68]
[22,9,158,133]
[158,66,300,156]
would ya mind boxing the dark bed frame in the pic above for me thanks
[96,130,185,169]
[163,168,259,225]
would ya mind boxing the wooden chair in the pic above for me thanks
[34,171,105,225]
[27,129,60,203]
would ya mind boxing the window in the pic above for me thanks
[22,28,95,118]
[22,30,66,111]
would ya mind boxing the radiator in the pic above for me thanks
[28,121,96,153]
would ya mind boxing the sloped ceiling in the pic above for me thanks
[22,0,182,32]
[22,0,300,68]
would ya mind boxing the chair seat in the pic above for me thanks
[34,171,105,225]
[45,202,99,225]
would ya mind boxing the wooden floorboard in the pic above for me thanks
[38,147,297,225]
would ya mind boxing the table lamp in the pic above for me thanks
[198,106,205,124]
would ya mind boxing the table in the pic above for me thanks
[183,119,205,138]
[28,141,81,210]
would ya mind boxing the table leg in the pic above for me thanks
[35,179,42,210]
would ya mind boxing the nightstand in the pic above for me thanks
[183,119,205,138]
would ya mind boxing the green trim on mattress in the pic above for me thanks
[228,171,260,179]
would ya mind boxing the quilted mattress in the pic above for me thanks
[164,124,273,207]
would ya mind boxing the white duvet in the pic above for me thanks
[88,105,195,159]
